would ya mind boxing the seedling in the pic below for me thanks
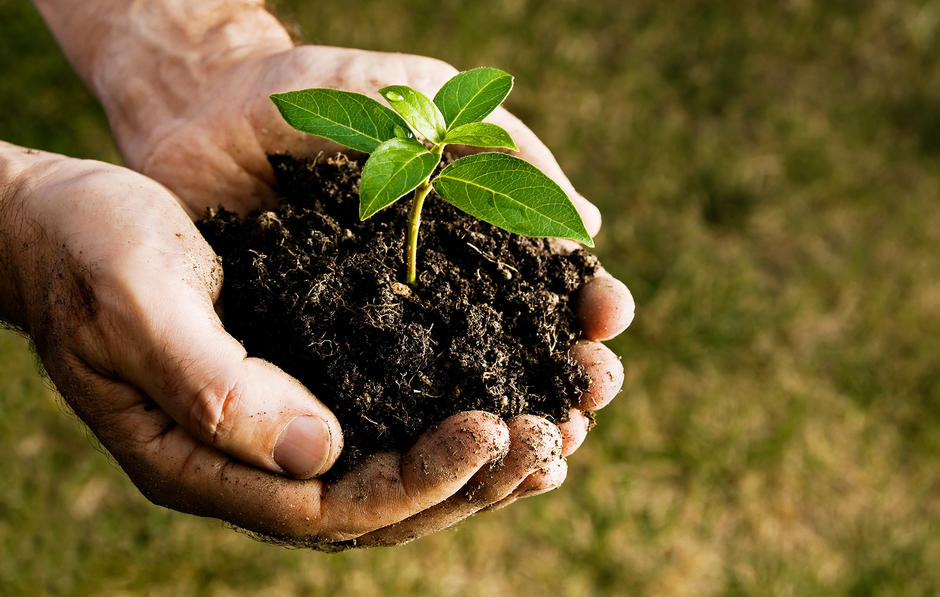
[270,68,593,285]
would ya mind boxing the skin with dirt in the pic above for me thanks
[197,153,599,476]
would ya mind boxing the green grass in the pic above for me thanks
[2,0,940,594]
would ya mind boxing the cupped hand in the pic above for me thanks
[107,45,635,544]
[0,151,630,547]
[88,34,635,537]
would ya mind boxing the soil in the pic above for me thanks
[197,153,599,476]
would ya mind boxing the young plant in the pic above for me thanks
[270,67,593,285]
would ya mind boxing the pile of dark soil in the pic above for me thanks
[197,153,598,475]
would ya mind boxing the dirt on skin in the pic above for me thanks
[197,153,599,476]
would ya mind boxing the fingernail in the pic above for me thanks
[274,416,332,478]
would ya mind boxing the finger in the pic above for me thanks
[570,340,624,411]
[50,354,335,542]
[58,357,512,545]
[461,415,563,503]
[513,458,569,498]
[544,241,635,342]
[486,107,601,237]
[83,262,343,478]
[486,459,568,512]
[559,408,590,457]
[349,415,563,547]
[137,314,342,478]
[576,275,635,341]
[313,411,510,541]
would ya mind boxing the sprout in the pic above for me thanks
[270,68,592,285]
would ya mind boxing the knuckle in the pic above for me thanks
[190,374,243,445]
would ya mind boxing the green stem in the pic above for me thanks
[405,181,433,286]
[405,144,445,286]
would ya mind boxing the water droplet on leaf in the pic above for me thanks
[384,91,404,102]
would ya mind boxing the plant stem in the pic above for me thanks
[405,181,433,285]
[405,144,445,286]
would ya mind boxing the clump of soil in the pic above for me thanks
[197,153,599,475]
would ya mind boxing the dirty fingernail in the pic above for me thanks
[274,416,332,478]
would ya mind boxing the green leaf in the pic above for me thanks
[432,153,594,246]
[379,85,448,144]
[360,138,440,219]
[270,89,407,153]
[433,68,514,130]
[393,125,414,140]
[441,122,518,150]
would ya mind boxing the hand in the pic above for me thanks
[0,147,631,547]
[116,49,633,544]
[124,44,637,540]
[33,3,597,225]
[29,1,635,545]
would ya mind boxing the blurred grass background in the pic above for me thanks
[2,0,940,594]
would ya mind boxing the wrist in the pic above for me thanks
[32,0,293,168]
[0,143,61,327]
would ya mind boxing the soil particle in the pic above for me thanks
[197,153,599,475]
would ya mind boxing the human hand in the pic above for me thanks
[0,145,631,547]
[123,44,636,539]
[111,44,634,544]
[35,3,594,223]
[28,0,635,544]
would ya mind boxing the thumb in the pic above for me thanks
[103,282,343,479]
